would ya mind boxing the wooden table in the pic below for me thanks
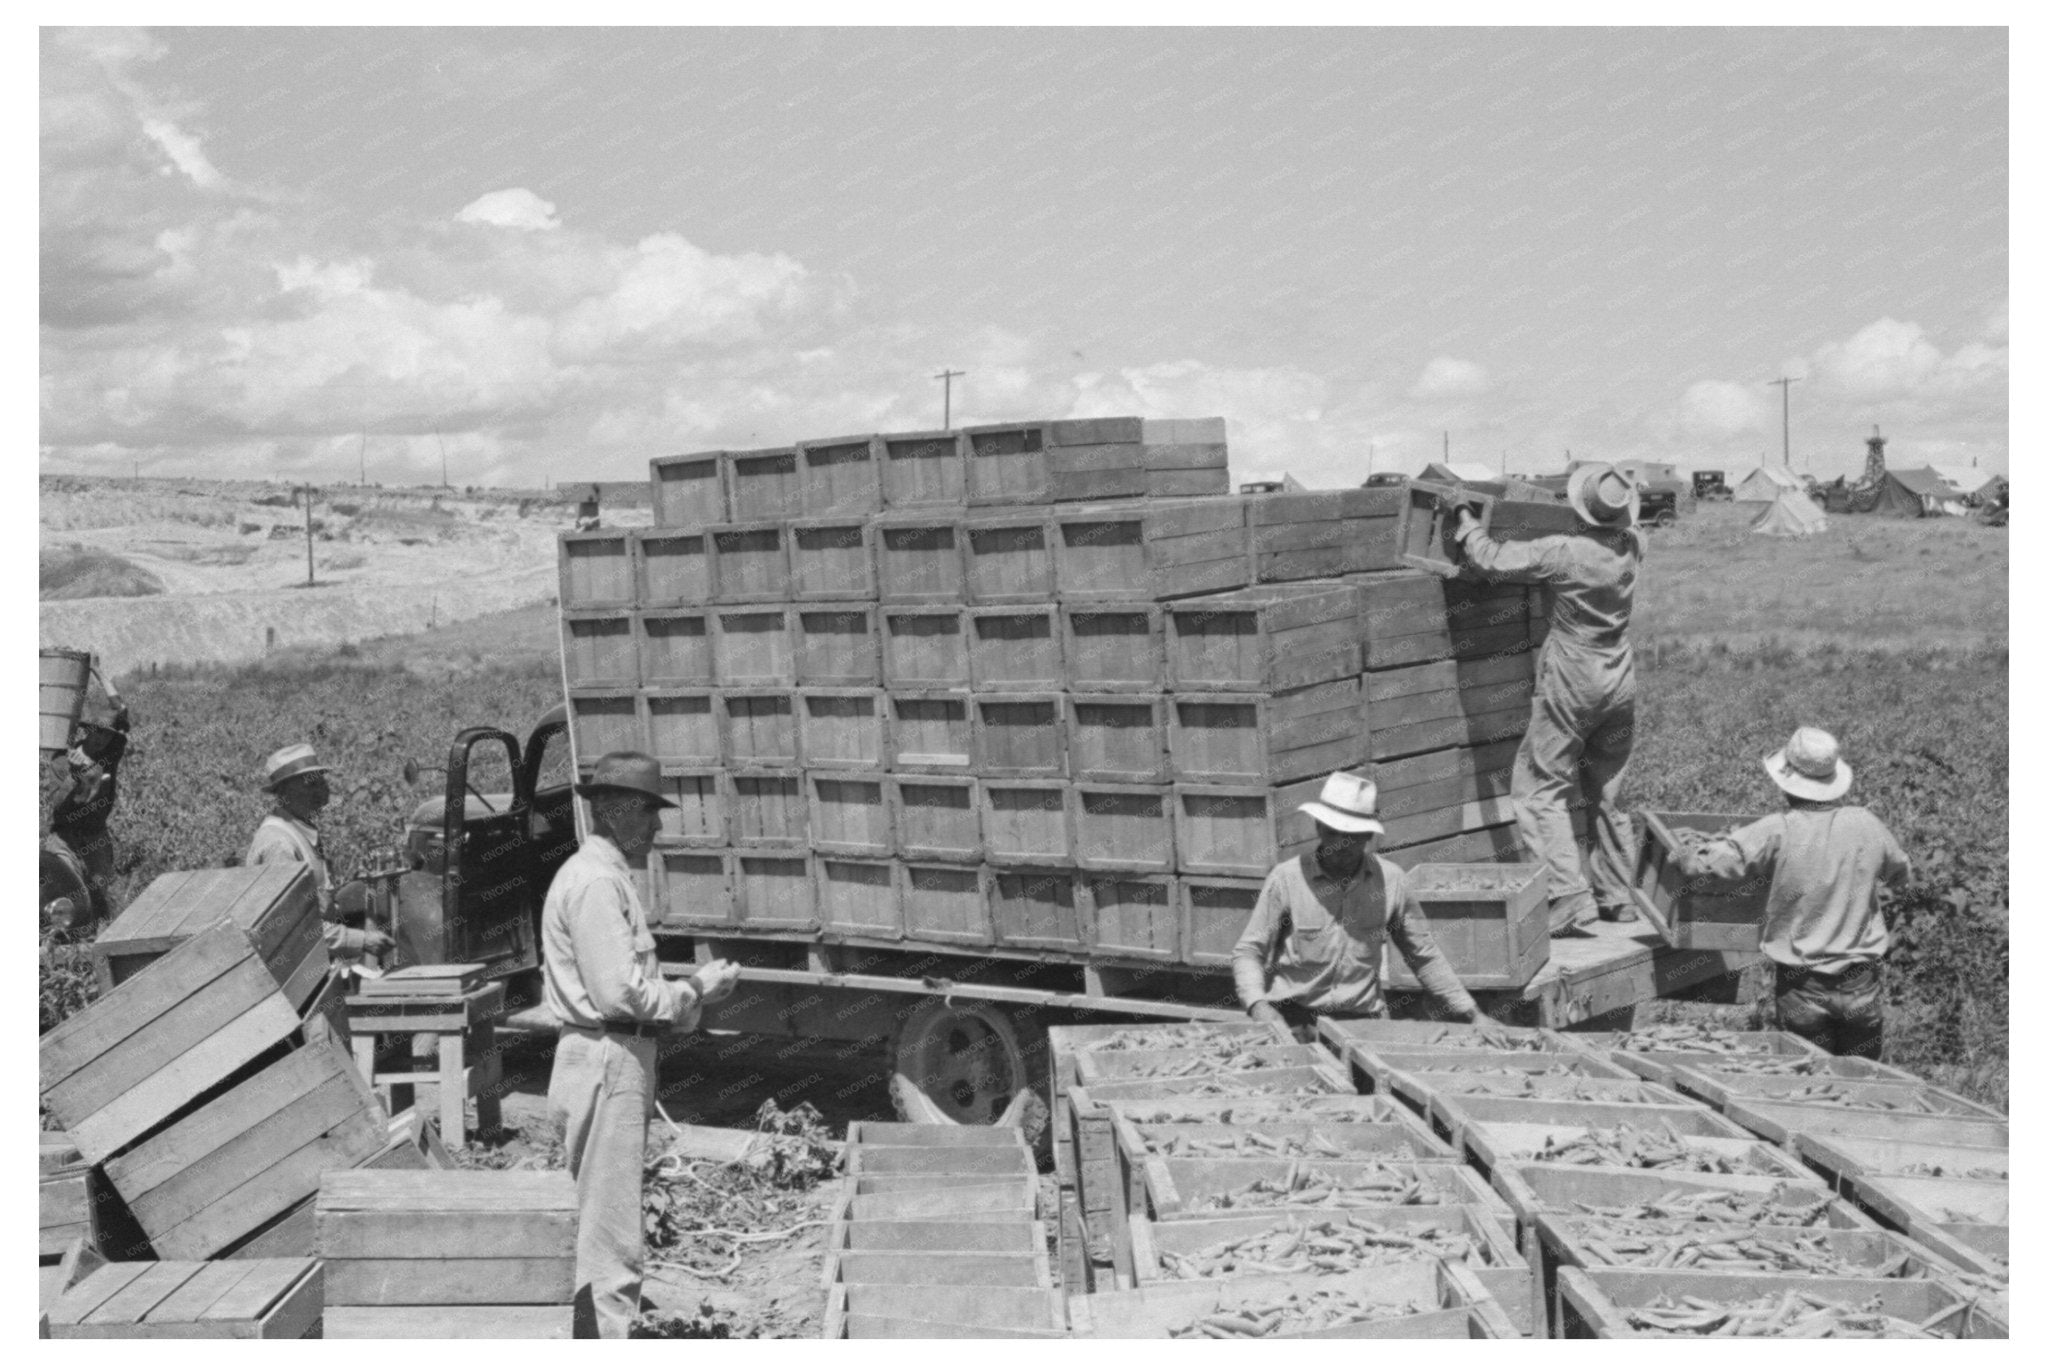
[346,981,505,1145]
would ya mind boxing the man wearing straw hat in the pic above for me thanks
[1453,461,1646,936]
[1673,727,1909,1059]
[1233,771,1483,1035]
[543,751,739,1338]
[246,742,391,965]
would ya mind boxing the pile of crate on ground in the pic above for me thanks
[557,415,1548,974]
[1320,1018,2007,1338]
[817,1121,1061,1338]
[1047,1018,1530,1337]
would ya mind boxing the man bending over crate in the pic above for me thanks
[1453,462,1645,936]
[543,751,739,1338]
[1234,771,1483,1036]
[1670,727,1909,1059]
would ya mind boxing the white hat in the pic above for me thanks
[261,743,331,791]
[1567,462,1639,527]
[1296,771,1385,835]
[1763,727,1853,802]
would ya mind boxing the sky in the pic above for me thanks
[39,26,2008,487]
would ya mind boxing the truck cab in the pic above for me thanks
[386,706,579,994]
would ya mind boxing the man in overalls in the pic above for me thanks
[245,743,392,964]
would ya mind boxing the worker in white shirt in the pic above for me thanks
[245,743,391,964]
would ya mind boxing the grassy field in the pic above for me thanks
[44,505,2007,1107]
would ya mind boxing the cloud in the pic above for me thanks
[456,188,560,232]
[1410,356,1491,400]
[1807,316,2007,404]
[1679,380,1769,437]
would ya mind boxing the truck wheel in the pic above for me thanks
[892,998,1050,1149]
[40,844,93,933]
[1652,508,1678,528]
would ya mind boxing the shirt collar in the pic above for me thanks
[583,833,628,871]
[269,808,320,844]
[1307,848,1374,889]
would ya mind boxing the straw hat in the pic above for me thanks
[1296,771,1385,835]
[261,743,331,791]
[1763,727,1853,802]
[573,751,676,807]
[1567,462,1639,527]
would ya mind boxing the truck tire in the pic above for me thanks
[1651,507,1678,529]
[892,998,1050,1152]
[40,841,93,932]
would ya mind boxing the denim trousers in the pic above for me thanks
[1774,961,1884,1059]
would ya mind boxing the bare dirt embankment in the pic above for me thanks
[38,477,643,677]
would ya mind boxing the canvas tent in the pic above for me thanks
[1750,491,1828,537]
[1419,461,1500,484]
[1924,464,1998,499]
[1876,467,1970,517]
[1733,466,1804,502]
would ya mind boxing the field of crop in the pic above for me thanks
[40,512,2008,1110]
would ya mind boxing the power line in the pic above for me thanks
[933,369,965,429]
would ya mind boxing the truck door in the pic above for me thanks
[438,727,536,974]
[520,707,579,911]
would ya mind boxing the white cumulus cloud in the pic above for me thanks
[1410,356,1491,400]
[1680,380,1770,437]
[456,188,561,231]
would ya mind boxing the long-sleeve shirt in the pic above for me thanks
[246,810,367,963]
[541,834,700,1031]
[1681,806,1910,974]
[1457,522,1645,704]
[1233,851,1477,1019]
[51,707,130,847]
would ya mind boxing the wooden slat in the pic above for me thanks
[324,1306,572,1339]
[324,1257,575,1306]
[83,1262,210,1326]
[317,1207,578,1259]
[316,1168,577,1211]
[47,1262,154,1328]
[195,1258,310,1323]
[135,1260,259,1325]
[39,921,252,1089]
[150,1107,389,1260]
[56,953,284,1118]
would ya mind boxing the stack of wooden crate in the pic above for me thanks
[43,1256,325,1339]
[38,906,398,1262]
[819,1122,1063,1338]
[559,416,1548,975]
[316,1169,578,1338]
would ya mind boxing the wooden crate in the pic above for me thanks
[728,770,808,848]
[879,428,966,507]
[1460,1118,1810,1185]
[718,690,798,767]
[100,1031,387,1259]
[1073,1261,1513,1339]
[1382,863,1549,992]
[1553,1266,1999,1340]
[1076,1040,1327,1086]
[708,523,791,603]
[40,1165,96,1260]
[797,434,883,517]
[1791,1130,2009,1186]
[1367,701,1529,764]
[1170,782,1320,878]
[733,853,816,931]
[1178,875,1263,966]
[710,606,794,685]
[1372,740,1521,818]
[981,780,1076,866]
[816,856,901,940]
[650,451,726,528]
[889,775,982,861]
[654,768,725,847]
[1060,604,1166,692]
[1848,1172,2008,1236]
[1075,786,1176,873]
[326,1306,573,1338]
[1169,680,1365,784]
[90,864,324,1003]
[788,519,878,600]
[973,693,1067,778]
[634,528,713,606]
[1138,417,1231,498]
[46,1257,324,1339]
[808,775,892,857]
[1909,1221,2007,1281]
[798,688,888,770]
[963,420,1053,504]
[968,607,1064,690]
[887,691,973,772]
[1488,1162,1866,1237]
[317,1168,575,1310]
[1250,488,1405,582]
[650,848,733,930]
[1040,416,1149,501]
[1717,1098,2005,1152]
[1137,1157,1509,1222]
[1630,810,1771,951]
[560,609,638,688]
[875,514,966,602]
[1666,1056,1926,1113]
[1397,480,1587,575]
[1053,499,1251,602]
[880,607,969,687]
[557,528,633,608]
[826,1281,1063,1336]
[990,867,1085,952]
[724,446,802,520]
[1082,871,1179,959]
[641,690,719,765]
[1353,575,1533,671]
[1067,694,1169,783]
[636,609,714,687]
[901,863,992,946]
[963,509,1057,603]
[1381,823,1521,870]
[794,605,882,686]
[1162,581,1359,693]
[42,920,308,1164]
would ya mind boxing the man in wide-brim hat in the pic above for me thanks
[1673,728,1909,1058]
[1452,461,1645,936]
[541,751,739,1337]
[245,742,391,963]
[1232,770,1484,1033]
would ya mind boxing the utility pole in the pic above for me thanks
[1443,431,1450,462]
[300,484,316,586]
[933,369,965,429]
[436,429,449,488]
[358,431,367,486]
[1365,443,1375,478]
[1769,377,1799,470]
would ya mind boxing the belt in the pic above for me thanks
[1779,960,1881,986]
[563,1020,666,1040]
